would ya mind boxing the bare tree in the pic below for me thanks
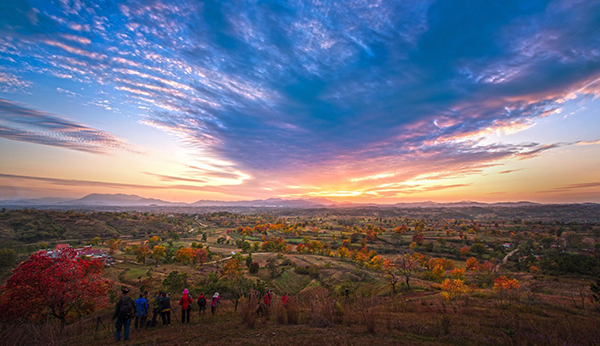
[396,253,419,290]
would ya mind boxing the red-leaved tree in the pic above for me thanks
[0,248,111,325]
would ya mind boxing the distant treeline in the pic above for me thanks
[540,252,600,276]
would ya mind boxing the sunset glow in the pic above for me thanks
[1,0,600,203]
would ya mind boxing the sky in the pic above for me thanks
[0,0,599,204]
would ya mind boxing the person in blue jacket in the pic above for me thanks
[134,292,149,329]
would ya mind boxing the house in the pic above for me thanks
[43,244,114,266]
[503,243,512,249]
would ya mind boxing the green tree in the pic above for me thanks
[0,248,17,271]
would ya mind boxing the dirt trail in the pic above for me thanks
[495,248,518,270]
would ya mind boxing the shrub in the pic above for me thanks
[494,276,521,302]
[249,261,260,274]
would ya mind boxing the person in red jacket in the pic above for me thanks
[211,292,220,315]
[281,292,289,307]
[263,289,273,307]
[179,288,193,323]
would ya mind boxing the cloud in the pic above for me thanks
[0,172,236,195]
[550,181,600,191]
[1,0,600,199]
[499,169,523,174]
[576,139,600,146]
[0,70,31,92]
[0,99,138,154]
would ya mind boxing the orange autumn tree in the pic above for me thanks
[440,278,468,302]
[466,257,479,270]
[450,268,466,280]
[337,246,351,260]
[135,245,151,264]
[493,276,521,302]
[175,247,196,265]
[296,243,306,253]
[0,248,111,325]
[221,258,242,279]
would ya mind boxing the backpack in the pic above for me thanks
[119,298,134,319]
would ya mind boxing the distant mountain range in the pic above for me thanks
[0,193,590,208]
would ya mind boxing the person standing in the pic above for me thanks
[160,292,171,325]
[197,292,207,316]
[179,288,193,323]
[281,292,289,307]
[149,292,162,327]
[134,293,148,329]
[264,289,273,308]
[211,292,220,315]
[113,287,136,341]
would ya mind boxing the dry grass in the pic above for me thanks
[5,291,600,346]
[286,297,299,325]
[240,295,258,329]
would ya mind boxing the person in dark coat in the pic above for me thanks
[149,292,162,327]
[197,292,207,315]
[113,287,136,341]
[160,292,171,325]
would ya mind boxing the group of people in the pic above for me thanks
[112,287,222,342]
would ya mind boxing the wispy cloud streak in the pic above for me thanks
[0,99,137,154]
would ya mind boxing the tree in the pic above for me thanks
[413,233,425,246]
[175,247,195,264]
[590,278,600,310]
[0,248,17,271]
[249,262,260,274]
[296,243,306,253]
[459,246,470,257]
[470,243,486,255]
[440,279,468,302]
[162,271,188,293]
[266,257,279,278]
[338,247,351,260]
[152,245,166,263]
[369,255,384,270]
[450,268,465,281]
[396,253,419,290]
[429,265,445,282]
[493,276,521,302]
[108,238,120,255]
[91,237,101,246]
[221,258,242,279]
[135,245,151,265]
[195,248,209,266]
[0,248,110,325]
[148,236,161,248]
[466,257,479,270]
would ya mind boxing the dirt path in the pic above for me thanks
[495,248,518,270]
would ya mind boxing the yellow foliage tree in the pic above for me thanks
[440,279,468,301]
[152,245,166,263]
[450,268,465,281]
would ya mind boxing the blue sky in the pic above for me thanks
[0,0,599,202]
